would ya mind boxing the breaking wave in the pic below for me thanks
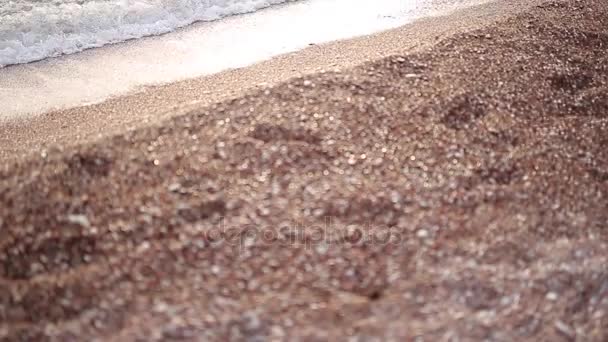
[0,0,296,67]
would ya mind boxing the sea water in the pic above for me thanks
[0,0,299,67]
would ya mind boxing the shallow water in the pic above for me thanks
[0,0,298,67]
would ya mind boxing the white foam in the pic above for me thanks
[0,0,296,67]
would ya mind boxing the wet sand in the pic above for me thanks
[1,0,607,340]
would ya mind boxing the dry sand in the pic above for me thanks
[1,0,608,341]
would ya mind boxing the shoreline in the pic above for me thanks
[0,0,489,119]
[1,0,541,164]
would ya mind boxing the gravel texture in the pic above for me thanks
[1,0,607,340]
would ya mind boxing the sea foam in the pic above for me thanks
[0,0,295,67]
